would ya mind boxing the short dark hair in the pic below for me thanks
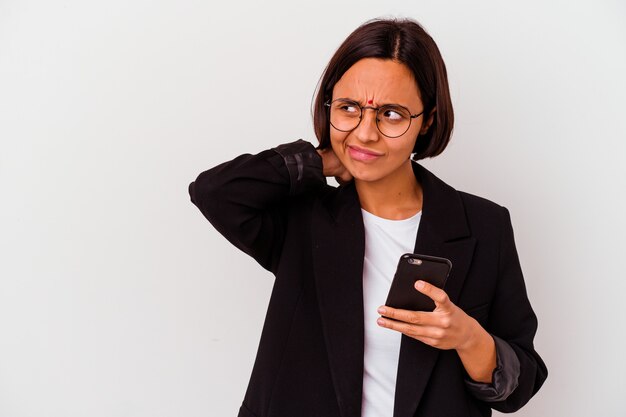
[312,17,454,160]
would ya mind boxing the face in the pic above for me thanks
[330,58,432,183]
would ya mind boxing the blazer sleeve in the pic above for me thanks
[188,139,326,273]
[481,206,548,412]
[464,333,521,401]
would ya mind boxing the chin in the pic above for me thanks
[347,157,413,184]
[346,166,385,183]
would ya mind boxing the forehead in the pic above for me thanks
[332,58,421,104]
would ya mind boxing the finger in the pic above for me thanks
[376,317,443,339]
[338,168,353,183]
[336,175,352,185]
[415,280,451,306]
[376,317,415,335]
[377,306,436,326]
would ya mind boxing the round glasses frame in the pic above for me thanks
[324,98,424,138]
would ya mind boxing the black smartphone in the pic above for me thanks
[383,253,452,316]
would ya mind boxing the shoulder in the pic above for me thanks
[454,190,513,244]
[414,162,509,224]
[457,190,507,216]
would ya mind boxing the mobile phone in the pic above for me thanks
[383,253,452,315]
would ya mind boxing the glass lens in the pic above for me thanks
[378,105,411,137]
[329,99,361,131]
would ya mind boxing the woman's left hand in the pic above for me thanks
[376,280,478,351]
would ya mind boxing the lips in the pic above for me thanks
[347,145,383,162]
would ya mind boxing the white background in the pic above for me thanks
[1,0,625,416]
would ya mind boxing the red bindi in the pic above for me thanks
[367,99,373,104]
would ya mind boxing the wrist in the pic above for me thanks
[458,316,486,353]
[317,148,338,178]
[316,149,329,175]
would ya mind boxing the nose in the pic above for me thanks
[353,108,380,143]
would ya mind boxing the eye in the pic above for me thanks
[381,106,409,123]
[338,103,358,114]
[333,100,360,117]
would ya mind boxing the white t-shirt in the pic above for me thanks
[361,208,422,417]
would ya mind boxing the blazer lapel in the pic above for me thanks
[393,162,477,417]
[312,183,365,417]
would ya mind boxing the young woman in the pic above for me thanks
[189,17,547,417]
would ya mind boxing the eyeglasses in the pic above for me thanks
[324,98,424,138]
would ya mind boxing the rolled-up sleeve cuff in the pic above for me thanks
[464,334,521,402]
[271,139,325,195]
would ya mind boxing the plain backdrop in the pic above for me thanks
[1,0,625,416]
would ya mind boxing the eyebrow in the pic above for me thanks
[336,97,408,108]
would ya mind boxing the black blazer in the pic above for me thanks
[189,139,547,417]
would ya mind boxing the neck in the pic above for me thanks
[355,160,423,220]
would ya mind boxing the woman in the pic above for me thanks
[189,17,547,417]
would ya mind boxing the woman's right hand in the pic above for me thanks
[317,147,353,185]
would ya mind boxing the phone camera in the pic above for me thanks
[408,258,423,265]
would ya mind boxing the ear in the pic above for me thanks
[419,107,436,135]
